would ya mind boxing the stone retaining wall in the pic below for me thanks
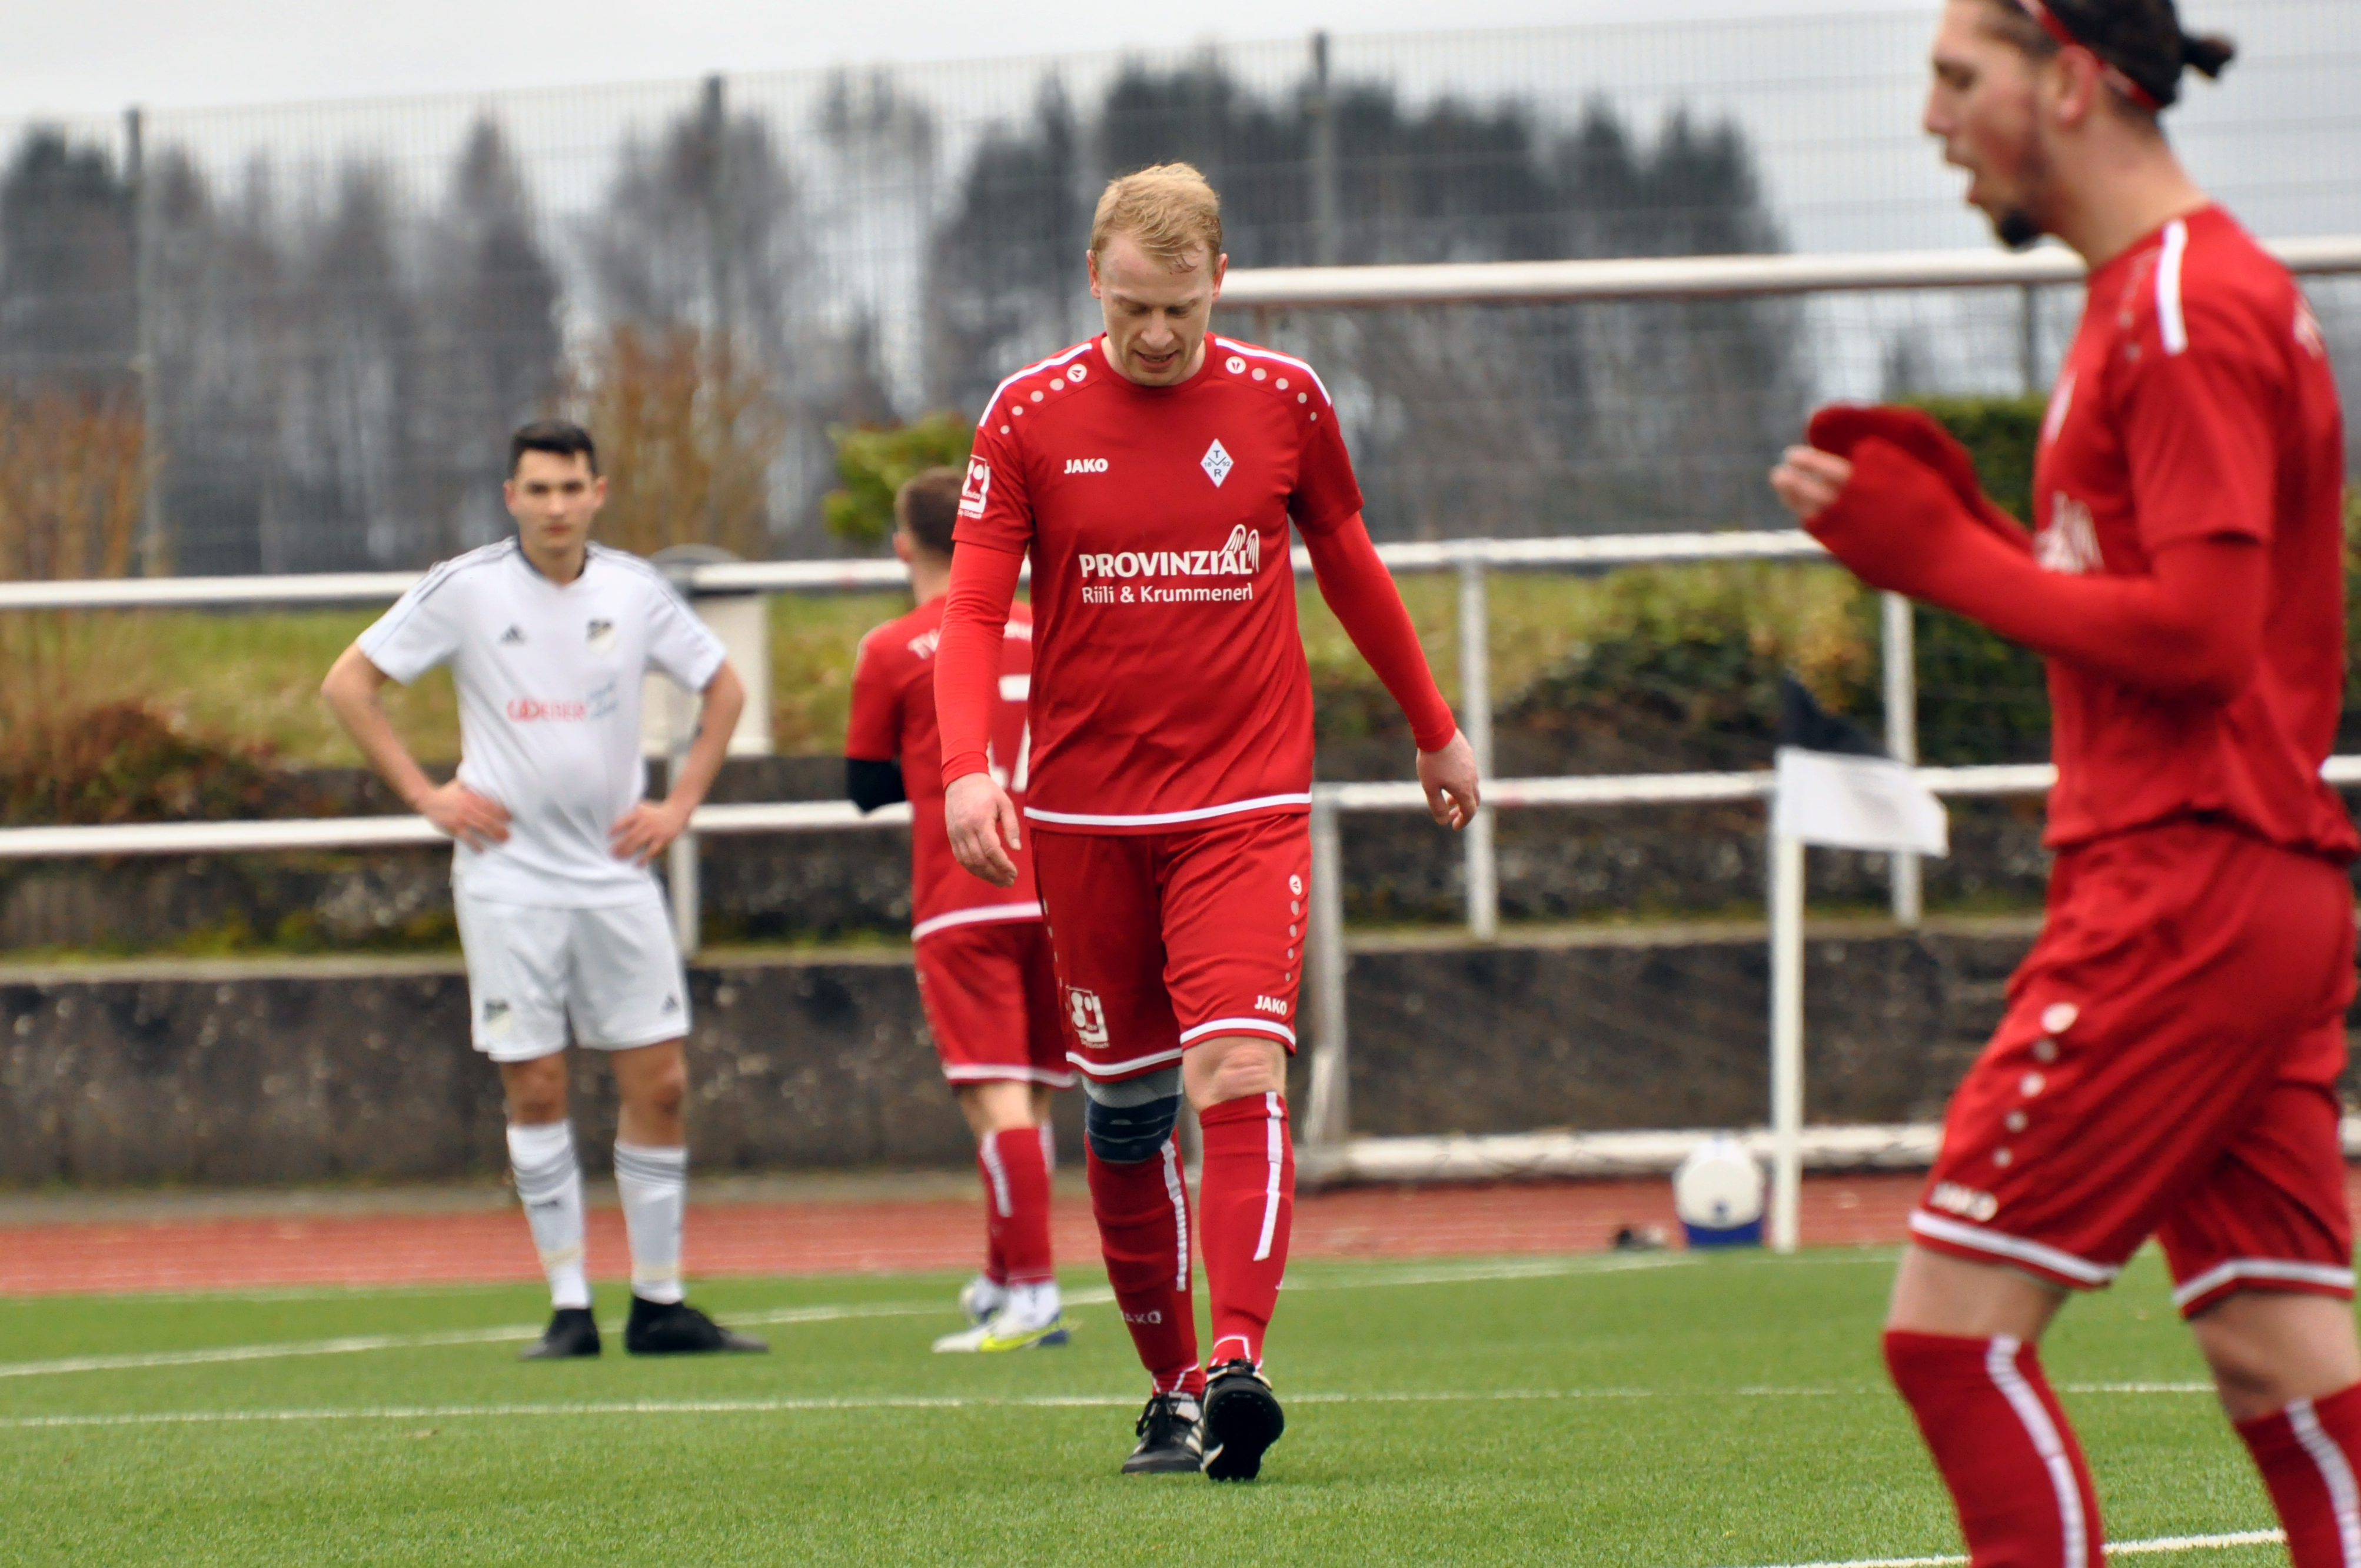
[1,921,2077,1187]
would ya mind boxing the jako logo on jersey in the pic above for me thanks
[2034,492,2101,575]
[1064,458,1110,474]
[506,697,590,721]
[958,458,992,519]
[1927,1182,2000,1223]
[1066,987,1110,1047]
[1253,996,1289,1017]
[1078,525,1259,581]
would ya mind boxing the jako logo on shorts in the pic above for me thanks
[1066,987,1110,1047]
[1928,1182,2000,1223]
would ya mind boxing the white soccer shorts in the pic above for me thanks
[453,885,690,1061]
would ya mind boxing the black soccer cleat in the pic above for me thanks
[1200,1360,1285,1482]
[1120,1391,1204,1475]
[622,1297,770,1356]
[520,1306,601,1360]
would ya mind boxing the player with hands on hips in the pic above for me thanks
[322,420,766,1362]
[937,162,1477,1482]
[1771,5,2359,1565]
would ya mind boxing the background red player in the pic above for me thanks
[935,162,1481,1480]
[1772,2,2359,1562]
[846,467,1073,1354]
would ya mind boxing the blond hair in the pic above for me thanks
[1090,163,1223,268]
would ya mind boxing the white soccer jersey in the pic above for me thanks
[359,539,727,907]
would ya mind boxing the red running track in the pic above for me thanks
[0,1176,1929,1297]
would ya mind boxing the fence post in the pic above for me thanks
[1768,831,1805,1253]
[667,687,702,959]
[1457,551,1498,941]
[1303,793,1351,1151]
[1881,591,1921,927]
[125,104,165,573]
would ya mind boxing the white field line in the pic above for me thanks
[0,1383,2234,1431]
[0,1256,1682,1381]
[1722,1530,2283,1567]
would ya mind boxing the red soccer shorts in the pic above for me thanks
[1032,812,1310,1083]
[1910,820,2357,1317]
[913,917,1073,1088]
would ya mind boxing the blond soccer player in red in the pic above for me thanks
[936,164,1480,1480]
[1773,3,2360,1562]
[846,468,1073,1353]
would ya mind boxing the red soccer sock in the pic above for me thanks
[1086,1138,1201,1396]
[2236,1381,2361,1567]
[978,1128,1054,1287]
[1197,1092,1295,1371]
[1884,1331,2103,1567]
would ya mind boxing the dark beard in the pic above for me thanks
[1993,206,2046,251]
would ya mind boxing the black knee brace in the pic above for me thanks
[1083,1090,1182,1164]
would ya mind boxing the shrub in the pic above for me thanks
[822,413,975,545]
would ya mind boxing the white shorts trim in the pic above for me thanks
[1178,1017,1298,1047]
[941,1063,1077,1088]
[1908,1210,2120,1286]
[1067,1046,1186,1080]
[1025,793,1311,828]
[911,902,1043,942]
[2172,1258,2358,1310]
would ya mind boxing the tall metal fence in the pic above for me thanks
[2,3,2356,574]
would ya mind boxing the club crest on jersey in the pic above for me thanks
[1200,438,1233,487]
[586,618,616,653]
[2034,491,2101,575]
[958,458,992,519]
[1065,986,1110,1048]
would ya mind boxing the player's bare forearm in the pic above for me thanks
[322,644,511,848]
[610,663,744,864]
[321,644,439,811]
[944,770,1020,888]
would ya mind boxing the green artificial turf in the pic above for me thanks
[0,1248,2287,1566]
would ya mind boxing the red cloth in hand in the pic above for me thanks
[1806,438,2264,703]
[1302,514,1458,752]
[1807,403,2030,554]
[933,541,1025,787]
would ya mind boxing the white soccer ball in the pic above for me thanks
[1673,1136,1767,1230]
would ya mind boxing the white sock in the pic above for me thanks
[1038,1123,1056,1175]
[507,1120,589,1311]
[614,1140,687,1305]
[1003,1280,1062,1330]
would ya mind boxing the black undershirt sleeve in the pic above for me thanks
[845,757,907,814]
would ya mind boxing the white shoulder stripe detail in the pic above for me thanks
[2157,218,2190,357]
[1213,337,1334,407]
[977,341,1098,428]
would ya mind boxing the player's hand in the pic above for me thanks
[417,780,510,851]
[610,799,691,865]
[946,772,1022,888]
[1418,730,1481,830]
[1768,445,1853,522]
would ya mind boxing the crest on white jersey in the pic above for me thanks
[586,618,616,654]
[1201,438,1233,488]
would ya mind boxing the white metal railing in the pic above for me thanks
[6,237,2357,1223]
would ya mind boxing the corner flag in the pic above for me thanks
[1769,677,1948,858]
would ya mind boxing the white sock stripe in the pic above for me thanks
[510,1160,578,1202]
[1983,1336,2088,1568]
[1160,1138,1191,1292]
[611,1150,687,1188]
[1038,1124,1056,1175]
[979,1137,1013,1219]
[1253,1091,1283,1264]
[2289,1398,2361,1567]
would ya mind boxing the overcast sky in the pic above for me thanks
[6,0,1936,116]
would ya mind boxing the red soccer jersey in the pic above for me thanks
[953,335,1364,831]
[846,597,1040,934]
[2032,205,2355,860]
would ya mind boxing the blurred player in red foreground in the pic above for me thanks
[1772,2,2358,1561]
[845,467,1073,1354]
[936,163,1481,1479]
